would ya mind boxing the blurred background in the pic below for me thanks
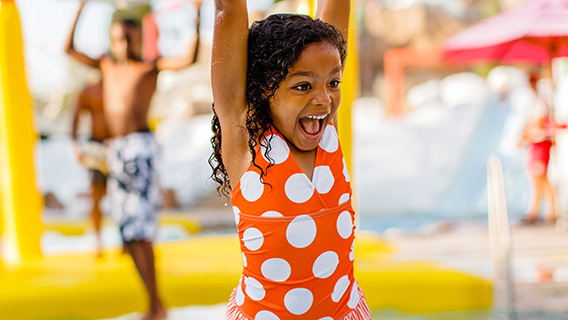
[26,0,560,231]
[3,0,568,319]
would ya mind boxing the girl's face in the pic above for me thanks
[268,41,342,152]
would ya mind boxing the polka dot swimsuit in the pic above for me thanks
[227,124,371,320]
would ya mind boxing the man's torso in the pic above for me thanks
[100,56,158,137]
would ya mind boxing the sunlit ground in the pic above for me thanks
[97,306,567,320]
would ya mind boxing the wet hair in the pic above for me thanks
[209,13,347,197]
[119,19,139,29]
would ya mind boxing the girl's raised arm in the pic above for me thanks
[317,0,350,42]
[211,0,250,184]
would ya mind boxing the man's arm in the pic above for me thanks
[156,0,203,71]
[64,1,101,68]
[317,0,350,43]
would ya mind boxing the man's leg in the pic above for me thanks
[126,240,166,320]
[114,132,165,319]
[91,174,105,257]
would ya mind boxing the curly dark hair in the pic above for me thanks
[210,13,347,197]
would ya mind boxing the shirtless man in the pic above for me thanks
[65,1,202,319]
[71,78,108,257]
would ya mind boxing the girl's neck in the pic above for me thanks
[289,142,317,181]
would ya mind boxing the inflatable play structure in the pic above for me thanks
[0,0,491,319]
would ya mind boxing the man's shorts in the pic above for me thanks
[106,131,162,243]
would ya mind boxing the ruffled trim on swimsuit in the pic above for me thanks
[226,290,249,320]
[225,286,371,320]
[339,285,372,320]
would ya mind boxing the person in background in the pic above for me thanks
[71,77,108,258]
[518,72,566,225]
[65,1,203,318]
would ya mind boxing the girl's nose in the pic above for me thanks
[313,87,332,106]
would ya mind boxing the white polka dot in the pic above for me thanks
[284,288,313,315]
[313,166,334,194]
[261,258,291,282]
[243,228,264,251]
[261,135,290,164]
[261,211,284,218]
[241,171,264,202]
[236,282,245,306]
[233,206,241,224]
[332,276,350,302]
[349,241,355,261]
[319,317,333,320]
[348,281,360,308]
[286,215,317,248]
[242,253,248,267]
[337,211,353,239]
[245,276,265,301]
[284,174,314,203]
[255,310,280,320]
[343,157,350,182]
[312,251,339,279]
[319,125,339,153]
[338,193,350,205]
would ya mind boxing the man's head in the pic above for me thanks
[109,19,141,62]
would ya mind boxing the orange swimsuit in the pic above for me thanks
[226,124,371,320]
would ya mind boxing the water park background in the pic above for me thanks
[3,0,568,319]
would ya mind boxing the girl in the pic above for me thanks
[210,0,371,319]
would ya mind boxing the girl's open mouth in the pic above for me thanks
[299,113,328,139]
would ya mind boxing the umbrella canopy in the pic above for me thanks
[444,0,568,64]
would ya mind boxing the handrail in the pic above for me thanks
[487,155,515,320]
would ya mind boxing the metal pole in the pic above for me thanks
[487,155,515,319]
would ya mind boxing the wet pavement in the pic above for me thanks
[377,220,568,315]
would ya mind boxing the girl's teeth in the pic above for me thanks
[306,114,327,120]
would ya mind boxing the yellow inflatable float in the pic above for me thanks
[0,0,44,266]
[0,232,491,320]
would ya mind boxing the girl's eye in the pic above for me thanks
[294,83,311,91]
[329,80,341,88]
